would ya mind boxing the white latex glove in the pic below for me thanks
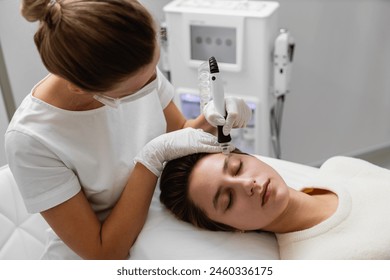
[134,128,232,176]
[203,96,252,136]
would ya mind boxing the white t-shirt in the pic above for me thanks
[277,156,390,259]
[5,68,174,221]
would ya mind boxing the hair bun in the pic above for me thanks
[45,1,62,28]
[21,0,61,27]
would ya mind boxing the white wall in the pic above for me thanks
[138,0,172,23]
[275,0,390,165]
[0,0,48,106]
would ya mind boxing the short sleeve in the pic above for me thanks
[156,67,175,109]
[5,130,81,213]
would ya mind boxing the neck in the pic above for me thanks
[33,75,103,111]
[265,188,338,234]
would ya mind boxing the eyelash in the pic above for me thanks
[227,191,233,210]
[226,160,242,210]
[235,160,242,176]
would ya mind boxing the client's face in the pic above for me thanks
[188,153,290,231]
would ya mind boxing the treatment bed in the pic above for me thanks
[0,156,319,259]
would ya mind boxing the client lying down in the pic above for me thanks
[160,150,390,259]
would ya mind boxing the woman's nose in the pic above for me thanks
[240,178,257,196]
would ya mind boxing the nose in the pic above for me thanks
[240,178,257,196]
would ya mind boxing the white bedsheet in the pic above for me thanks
[130,156,320,260]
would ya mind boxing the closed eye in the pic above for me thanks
[235,160,242,176]
[226,191,233,210]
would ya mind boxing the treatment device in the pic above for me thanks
[163,0,294,157]
[198,56,232,155]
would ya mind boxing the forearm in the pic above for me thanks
[99,163,157,259]
[41,163,157,260]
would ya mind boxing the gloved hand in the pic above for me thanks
[203,96,252,136]
[134,128,232,176]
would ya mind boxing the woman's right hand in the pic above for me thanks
[134,128,229,176]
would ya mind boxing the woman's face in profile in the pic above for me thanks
[188,153,290,231]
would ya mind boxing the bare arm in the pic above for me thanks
[41,101,212,259]
[41,163,157,259]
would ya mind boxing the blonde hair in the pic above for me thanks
[21,0,157,92]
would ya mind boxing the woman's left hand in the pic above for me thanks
[203,96,252,136]
[134,128,227,177]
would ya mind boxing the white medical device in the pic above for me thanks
[163,0,294,157]
[273,28,295,97]
[200,56,232,155]
[271,28,295,157]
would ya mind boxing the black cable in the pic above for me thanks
[270,95,285,159]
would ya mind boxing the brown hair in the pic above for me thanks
[21,0,157,92]
[160,153,237,232]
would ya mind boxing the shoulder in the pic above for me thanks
[317,156,390,194]
[320,156,389,176]
[156,68,174,108]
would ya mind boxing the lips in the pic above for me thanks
[261,179,270,206]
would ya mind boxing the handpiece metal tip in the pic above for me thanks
[221,144,230,155]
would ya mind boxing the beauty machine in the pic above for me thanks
[163,0,294,157]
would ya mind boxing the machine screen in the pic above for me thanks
[190,25,236,64]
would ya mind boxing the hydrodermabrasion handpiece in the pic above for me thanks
[209,56,232,155]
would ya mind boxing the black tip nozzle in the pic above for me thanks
[209,56,219,74]
[217,126,231,144]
